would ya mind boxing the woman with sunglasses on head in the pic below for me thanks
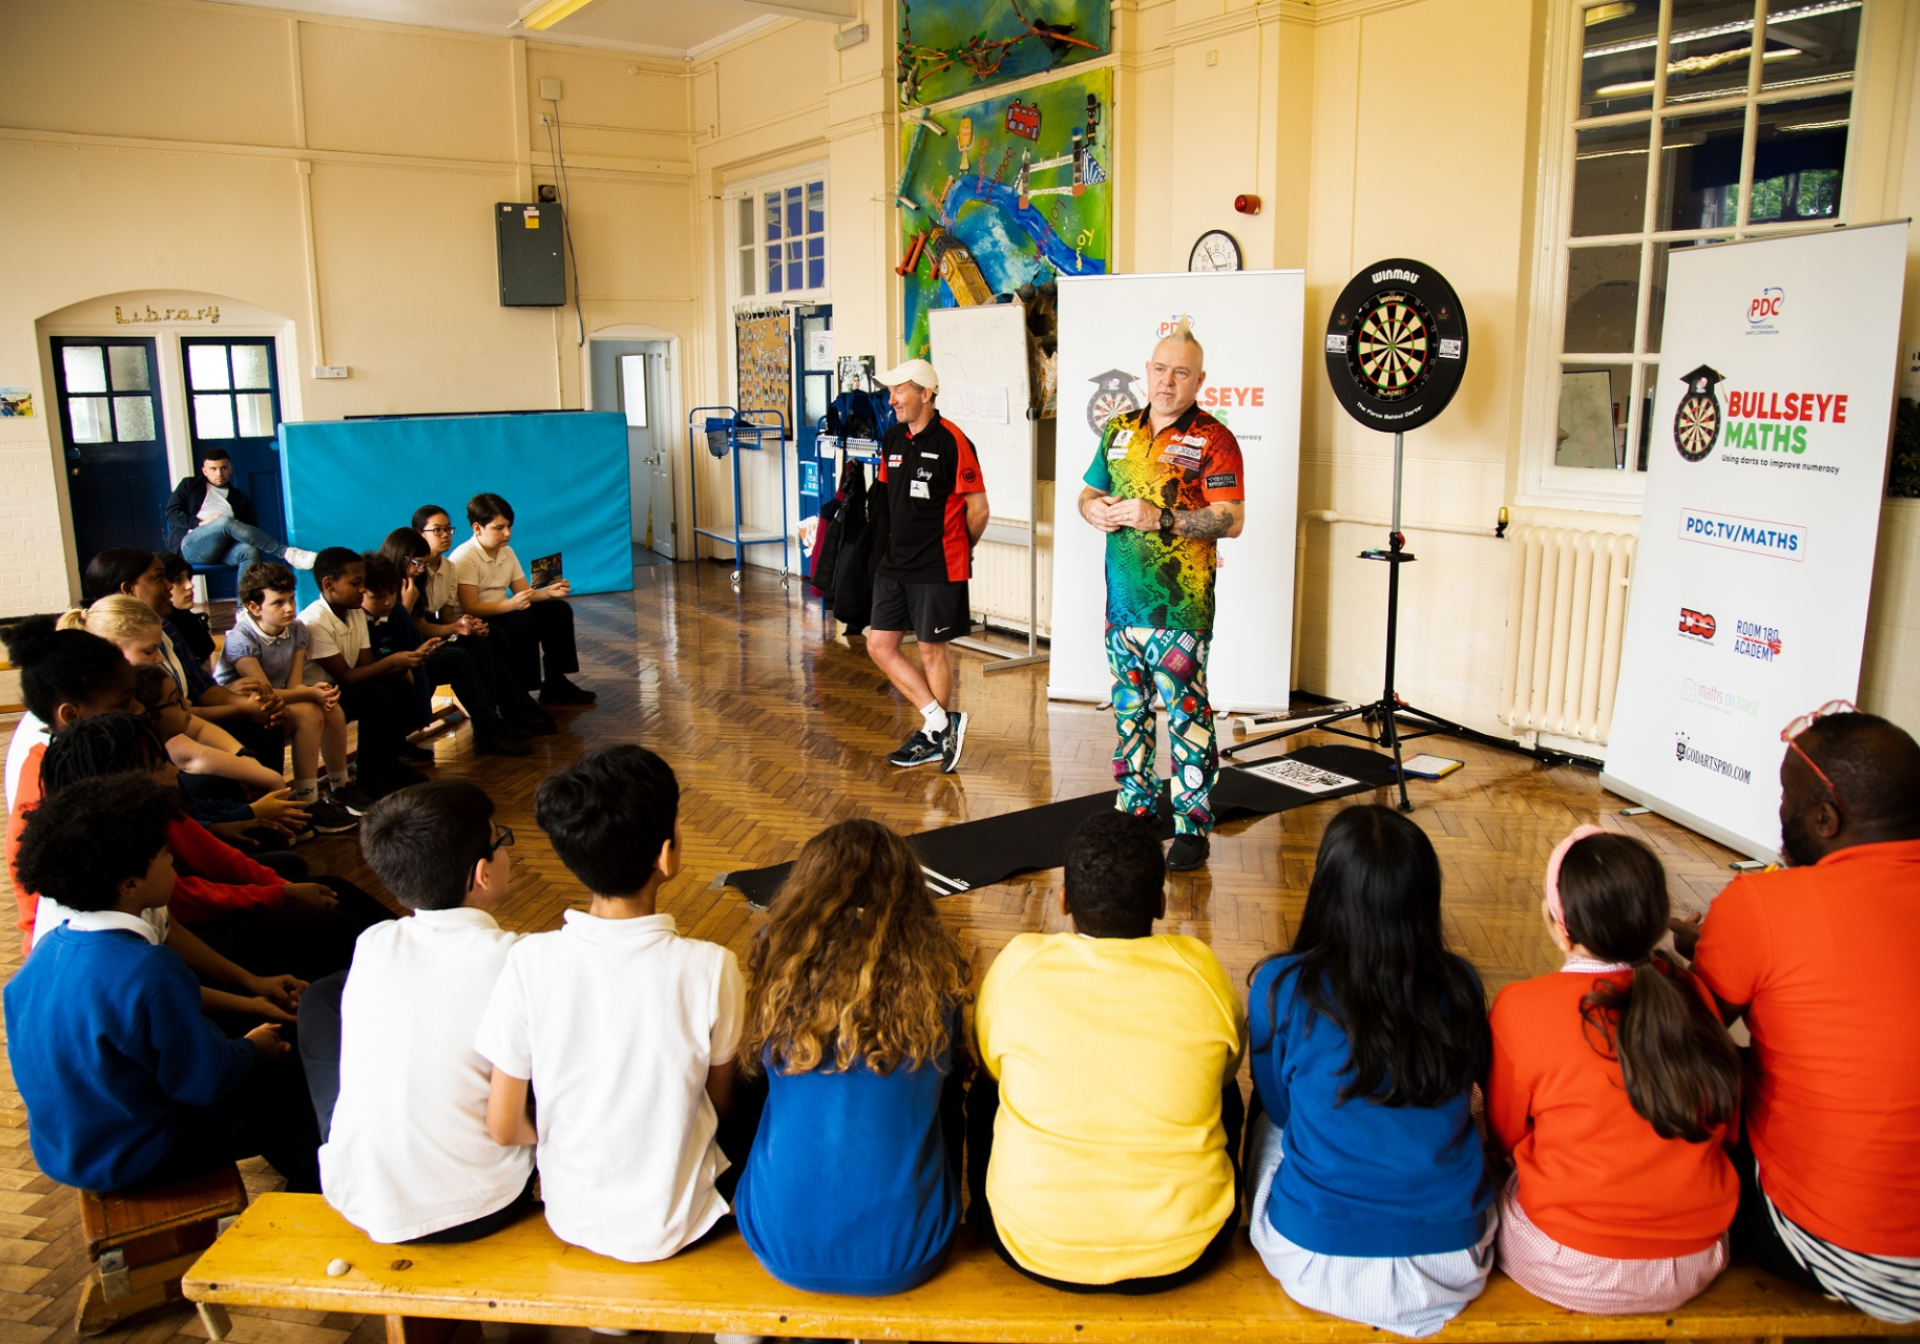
[1674,703,1920,1324]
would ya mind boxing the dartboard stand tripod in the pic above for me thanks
[1221,430,1488,811]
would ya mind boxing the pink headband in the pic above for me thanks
[1544,824,1606,937]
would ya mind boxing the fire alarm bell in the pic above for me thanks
[1234,194,1262,216]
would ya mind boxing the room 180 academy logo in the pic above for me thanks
[1674,733,1752,785]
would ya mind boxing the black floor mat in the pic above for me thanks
[716,744,1400,909]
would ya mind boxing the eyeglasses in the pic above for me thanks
[467,825,515,890]
[1780,699,1855,809]
[421,526,453,535]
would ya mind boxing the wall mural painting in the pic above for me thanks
[898,67,1111,359]
[898,0,1109,107]
[734,306,794,427]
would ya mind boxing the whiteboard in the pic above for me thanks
[929,305,1033,525]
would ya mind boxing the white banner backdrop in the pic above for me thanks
[1601,222,1909,861]
[1049,271,1303,709]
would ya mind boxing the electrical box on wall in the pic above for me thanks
[495,202,565,307]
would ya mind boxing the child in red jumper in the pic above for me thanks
[1487,827,1741,1312]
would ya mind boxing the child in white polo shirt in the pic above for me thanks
[450,492,594,709]
[477,745,744,1264]
[299,780,535,1243]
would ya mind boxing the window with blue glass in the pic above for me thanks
[759,178,827,296]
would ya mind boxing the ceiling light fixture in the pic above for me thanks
[516,0,598,32]
[1595,45,1801,97]
[1585,0,1859,59]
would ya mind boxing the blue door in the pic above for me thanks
[51,337,171,567]
[182,338,285,542]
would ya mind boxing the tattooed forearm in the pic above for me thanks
[1173,505,1234,540]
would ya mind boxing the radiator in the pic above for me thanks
[970,480,1055,636]
[1497,525,1637,746]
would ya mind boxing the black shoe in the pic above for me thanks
[539,677,596,706]
[333,783,378,816]
[512,708,560,736]
[306,799,360,834]
[939,711,969,774]
[886,731,942,768]
[475,729,533,758]
[361,767,430,799]
[1167,833,1210,871]
[396,742,435,765]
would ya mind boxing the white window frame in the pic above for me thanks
[1516,0,1867,514]
[724,161,831,308]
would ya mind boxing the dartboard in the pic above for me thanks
[1324,259,1469,433]
[1350,292,1433,400]
[1086,369,1142,435]
[1673,364,1725,463]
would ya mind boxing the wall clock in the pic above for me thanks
[1188,230,1242,273]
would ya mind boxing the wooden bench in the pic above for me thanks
[78,1164,249,1336]
[184,1192,1920,1344]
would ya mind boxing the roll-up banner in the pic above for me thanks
[1050,270,1304,710]
[1601,222,1909,861]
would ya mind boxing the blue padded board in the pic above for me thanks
[278,413,634,608]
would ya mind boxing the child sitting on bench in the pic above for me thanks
[735,818,966,1295]
[219,562,358,833]
[1244,805,1494,1337]
[451,493,594,708]
[299,781,536,1244]
[298,548,428,804]
[158,552,216,669]
[1488,828,1739,1313]
[4,771,319,1194]
[477,746,743,1264]
[969,809,1246,1293]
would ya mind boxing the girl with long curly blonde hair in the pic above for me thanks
[734,818,967,1295]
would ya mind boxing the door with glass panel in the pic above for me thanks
[50,337,170,563]
[182,338,286,542]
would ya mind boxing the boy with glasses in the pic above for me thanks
[297,781,537,1244]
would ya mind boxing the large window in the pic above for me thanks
[1524,0,1862,507]
[733,174,827,301]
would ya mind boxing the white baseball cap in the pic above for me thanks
[876,357,940,392]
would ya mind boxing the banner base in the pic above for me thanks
[1598,772,1780,866]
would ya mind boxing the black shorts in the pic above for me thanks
[871,574,971,644]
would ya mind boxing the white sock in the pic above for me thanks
[283,546,317,570]
[290,779,319,803]
[920,701,949,735]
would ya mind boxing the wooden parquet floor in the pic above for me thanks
[0,559,1746,1344]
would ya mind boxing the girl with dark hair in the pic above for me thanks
[1486,828,1740,1312]
[84,548,287,762]
[1244,804,1495,1336]
[734,819,967,1295]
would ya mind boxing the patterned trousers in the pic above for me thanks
[1105,624,1216,835]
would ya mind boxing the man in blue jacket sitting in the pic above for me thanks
[165,449,315,576]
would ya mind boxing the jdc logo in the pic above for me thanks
[1679,608,1716,640]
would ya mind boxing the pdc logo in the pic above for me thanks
[1747,286,1784,335]
[1678,608,1717,642]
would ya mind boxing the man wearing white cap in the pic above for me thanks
[867,357,990,773]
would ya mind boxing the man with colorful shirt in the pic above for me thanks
[869,358,990,774]
[1077,325,1245,871]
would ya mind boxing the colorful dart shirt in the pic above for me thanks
[1083,405,1245,632]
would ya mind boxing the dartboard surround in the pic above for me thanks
[1323,258,1469,433]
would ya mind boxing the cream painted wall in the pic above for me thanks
[0,0,696,611]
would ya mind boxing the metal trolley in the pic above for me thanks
[687,406,789,586]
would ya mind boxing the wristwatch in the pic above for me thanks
[1158,506,1177,540]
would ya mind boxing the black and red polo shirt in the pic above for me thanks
[876,411,986,584]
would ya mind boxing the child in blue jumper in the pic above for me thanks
[4,771,319,1193]
[1245,805,1495,1337]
